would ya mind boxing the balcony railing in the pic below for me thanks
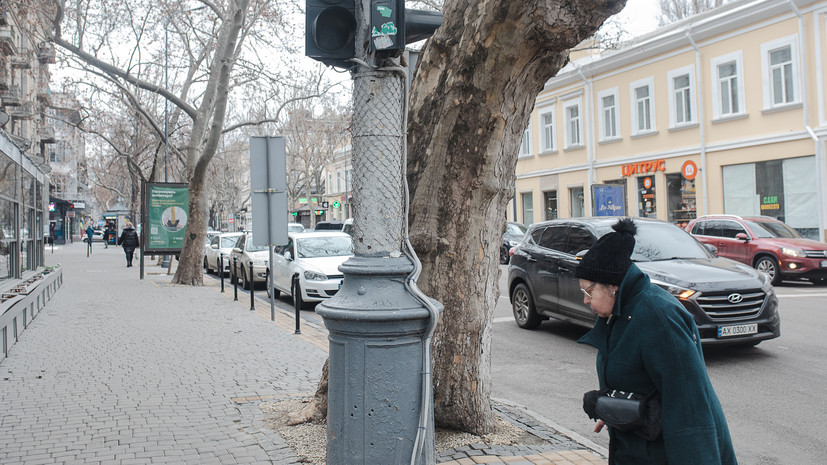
[37,42,55,64]
[40,126,55,144]
[10,50,31,69]
[9,102,33,120]
[1,85,20,106]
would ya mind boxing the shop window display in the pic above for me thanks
[638,176,656,218]
[667,174,696,229]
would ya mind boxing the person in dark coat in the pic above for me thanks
[118,221,140,267]
[577,218,737,465]
[85,225,94,253]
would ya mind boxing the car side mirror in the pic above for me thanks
[735,233,748,241]
[233,247,242,253]
[704,243,718,256]
[284,251,293,261]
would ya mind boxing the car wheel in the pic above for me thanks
[293,277,308,311]
[241,269,250,290]
[511,283,541,329]
[810,277,827,286]
[755,256,782,286]
[265,271,281,298]
[499,246,509,265]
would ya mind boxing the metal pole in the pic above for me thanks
[294,286,301,335]
[220,254,224,293]
[233,256,238,301]
[315,2,440,463]
[249,261,255,311]
[268,247,275,321]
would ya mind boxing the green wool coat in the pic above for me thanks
[578,264,738,465]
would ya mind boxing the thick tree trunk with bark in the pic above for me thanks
[406,0,624,435]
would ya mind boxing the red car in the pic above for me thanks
[685,215,827,285]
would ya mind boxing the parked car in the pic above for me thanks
[501,222,527,264]
[342,218,354,235]
[686,215,827,286]
[229,232,270,290]
[267,231,353,311]
[82,229,104,243]
[314,221,344,231]
[508,217,780,346]
[288,223,305,234]
[204,232,243,276]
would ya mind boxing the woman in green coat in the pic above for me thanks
[577,218,737,465]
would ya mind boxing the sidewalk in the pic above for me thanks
[0,242,606,464]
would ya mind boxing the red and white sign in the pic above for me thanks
[682,160,698,180]
[643,177,653,189]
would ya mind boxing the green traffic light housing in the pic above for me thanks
[306,0,358,68]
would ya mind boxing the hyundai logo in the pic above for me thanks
[727,293,744,304]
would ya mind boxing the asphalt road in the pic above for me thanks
[213,265,827,464]
[491,265,827,465]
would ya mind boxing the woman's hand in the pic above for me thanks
[593,420,606,433]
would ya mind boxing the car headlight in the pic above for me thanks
[650,278,697,300]
[304,270,327,281]
[781,247,806,257]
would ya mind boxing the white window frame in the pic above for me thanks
[518,124,531,158]
[563,97,583,149]
[629,77,656,136]
[760,35,801,110]
[538,106,556,153]
[597,87,620,142]
[711,51,746,120]
[667,65,697,128]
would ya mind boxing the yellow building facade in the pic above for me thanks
[510,0,827,241]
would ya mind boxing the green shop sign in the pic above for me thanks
[143,182,189,253]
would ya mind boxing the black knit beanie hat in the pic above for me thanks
[575,218,637,286]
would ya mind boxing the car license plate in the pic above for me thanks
[717,323,758,338]
[821,260,827,267]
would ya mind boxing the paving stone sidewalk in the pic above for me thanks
[1,242,606,464]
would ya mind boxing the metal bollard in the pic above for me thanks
[249,261,255,311]
[220,255,225,293]
[233,257,238,301]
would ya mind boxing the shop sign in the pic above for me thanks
[682,160,698,180]
[593,184,625,216]
[622,159,666,176]
[760,196,780,211]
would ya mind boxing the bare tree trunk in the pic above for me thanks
[406,0,625,435]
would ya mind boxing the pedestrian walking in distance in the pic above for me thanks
[85,225,94,255]
[578,218,737,465]
[118,222,140,267]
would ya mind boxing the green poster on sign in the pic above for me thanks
[143,182,189,253]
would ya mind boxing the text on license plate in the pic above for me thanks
[718,323,758,337]
[821,260,827,267]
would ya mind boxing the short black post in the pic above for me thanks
[295,297,301,335]
[249,261,255,311]
[220,255,225,293]
[233,257,238,301]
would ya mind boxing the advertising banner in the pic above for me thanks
[142,182,189,253]
[593,184,626,217]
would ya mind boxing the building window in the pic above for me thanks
[336,171,343,193]
[711,51,746,119]
[569,187,584,217]
[539,110,555,152]
[667,66,696,128]
[667,173,696,229]
[761,36,799,109]
[598,88,619,141]
[327,173,333,195]
[521,191,534,225]
[544,190,557,220]
[518,126,531,158]
[630,78,655,135]
[563,98,582,148]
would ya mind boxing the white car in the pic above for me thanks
[267,231,353,310]
[230,232,270,290]
[82,229,104,243]
[204,232,242,276]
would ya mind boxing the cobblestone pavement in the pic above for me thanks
[1,242,606,464]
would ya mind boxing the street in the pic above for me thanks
[215,265,827,464]
[491,265,827,465]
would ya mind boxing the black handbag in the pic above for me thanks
[583,389,662,441]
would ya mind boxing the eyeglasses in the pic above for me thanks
[580,283,597,299]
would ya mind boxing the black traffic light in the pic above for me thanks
[370,1,442,54]
[306,0,357,68]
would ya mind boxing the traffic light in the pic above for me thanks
[370,1,442,55]
[306,0,357,68]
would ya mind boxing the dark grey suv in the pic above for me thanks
[508,217,781,346]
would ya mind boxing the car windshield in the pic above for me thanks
[506,223,527,235]
[744,220,801,239]
[288,224,304,233]
[296,236,353,258]
[221,236,239,248]
[245,237,268,252]
[596,221,711,262]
